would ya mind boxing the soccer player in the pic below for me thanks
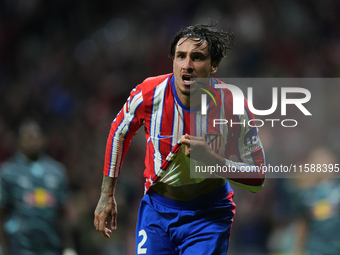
[0,120,77,255]
[94,23,265,254]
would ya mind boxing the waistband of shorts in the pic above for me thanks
[147,182,233,210]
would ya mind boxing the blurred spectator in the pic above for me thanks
[0,119,77,255]
[291,147,340,255]
[269,147,340,255]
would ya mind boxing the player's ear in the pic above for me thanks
[210,62,218,75]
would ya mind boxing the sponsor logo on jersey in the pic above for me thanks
[312,199,337,221]
[24,188,56,208]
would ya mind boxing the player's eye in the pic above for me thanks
[177,54,186,59]
[192,54,206,61]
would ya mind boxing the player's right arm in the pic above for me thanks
[94,85,145,237]
[103,85,144,177]
[94,175,118,238]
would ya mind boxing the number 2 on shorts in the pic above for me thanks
[137,229,147,254]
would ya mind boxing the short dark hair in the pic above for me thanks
[169,22,235,64]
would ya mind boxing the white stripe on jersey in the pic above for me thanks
[195,111,205,137]
[109,91,143,177]
[149,78,169,177]
[172,102,184,147]
[219,89,228,146]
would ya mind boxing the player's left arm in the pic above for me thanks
[181,131,266,193]
[181,100,266,192]
[223,128,266,192]
[221,101,266,192]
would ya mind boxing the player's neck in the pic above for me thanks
[175,88,202,109]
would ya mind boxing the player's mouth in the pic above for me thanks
[182,74,195,85]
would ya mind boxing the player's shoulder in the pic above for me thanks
[212,77,234,107]
[137,73,172,93]
[213,78,253,119]
[142,73,172,85]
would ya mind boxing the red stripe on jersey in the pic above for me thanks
[183,110,191,136]
[158,81,175,163]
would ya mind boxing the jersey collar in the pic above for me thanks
[170,74,217,113]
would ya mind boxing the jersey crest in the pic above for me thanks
[205,133,222,152]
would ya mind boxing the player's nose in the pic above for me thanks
[182,57,194,72]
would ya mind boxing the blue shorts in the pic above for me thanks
[135,182,236,255]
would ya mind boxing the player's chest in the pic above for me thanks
[145,103,228,150]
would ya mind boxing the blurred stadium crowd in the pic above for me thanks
[1,0,340,254]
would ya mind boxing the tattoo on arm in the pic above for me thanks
[96,175,116,214]
[101,175,114,196]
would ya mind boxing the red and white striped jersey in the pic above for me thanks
[104,73,265,193]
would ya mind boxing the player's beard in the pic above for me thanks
[179,83,199,97]
[179,85,203,108]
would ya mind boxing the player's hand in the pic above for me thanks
[181,134,225,166]
[181,134,210,159]
[94,194,117,238]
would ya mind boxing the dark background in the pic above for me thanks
[1,0,340,254]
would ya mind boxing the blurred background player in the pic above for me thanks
[276,147,340,255]
[94,23,265,254]
[0,120,77,255]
